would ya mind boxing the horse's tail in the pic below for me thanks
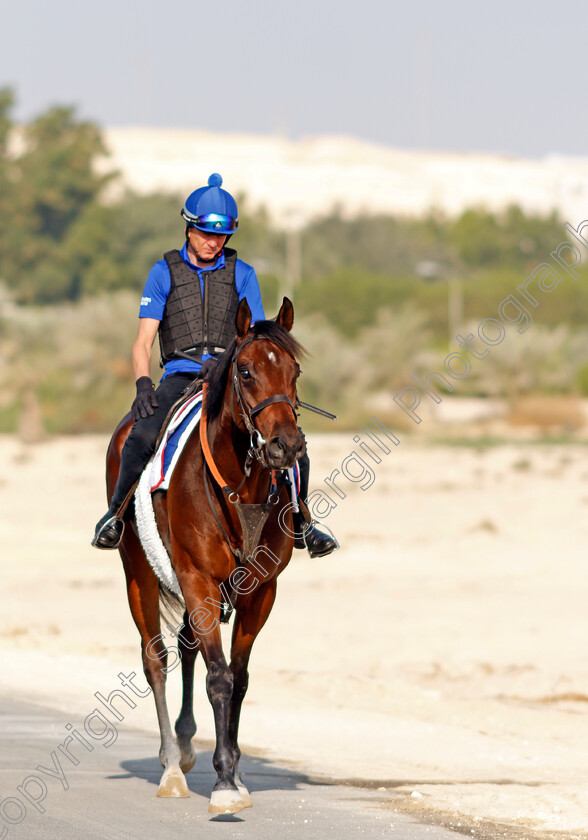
[158,582,186,633]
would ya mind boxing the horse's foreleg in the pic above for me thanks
[174,610,199,773]
[181,586,245,815]
[120,537,188,798]
[229,579,278,808]
[205,647,244,813]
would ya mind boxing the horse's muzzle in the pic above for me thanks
[266,431,306,469]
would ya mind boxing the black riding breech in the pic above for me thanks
[111,373,198,508]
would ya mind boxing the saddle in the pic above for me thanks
[154,375,204,454]
[149,386,205,492]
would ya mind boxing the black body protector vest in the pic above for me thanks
[158,248,240,366]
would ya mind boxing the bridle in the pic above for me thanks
[230,336,298,463]
[200,335,299,502]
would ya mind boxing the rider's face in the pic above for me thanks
[187,227,228,264]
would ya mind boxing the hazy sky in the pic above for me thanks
[2,0,585,157]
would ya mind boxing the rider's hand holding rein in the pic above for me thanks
[132,376,159,420]
[199,356,220,381]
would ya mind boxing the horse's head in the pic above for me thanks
[230,297,306,470]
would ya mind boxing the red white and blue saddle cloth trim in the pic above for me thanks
[149,390,204,492]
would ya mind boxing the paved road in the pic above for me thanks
[0,695,462,840]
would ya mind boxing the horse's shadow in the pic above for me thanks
[112,747,319,801]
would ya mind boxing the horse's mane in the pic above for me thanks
[205,319,306,422]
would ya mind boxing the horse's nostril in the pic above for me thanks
[295,434,306,459]
[267,436,286,456]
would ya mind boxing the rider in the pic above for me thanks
[92,173,338,559]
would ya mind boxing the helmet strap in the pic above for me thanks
[187,238,223,266]
[196,252,221,264]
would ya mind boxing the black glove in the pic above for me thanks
[199,356,220,381]
[131,376,159,421]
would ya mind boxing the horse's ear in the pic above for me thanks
[235,298,252,337]
[276,296,294,332]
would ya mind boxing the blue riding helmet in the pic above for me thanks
[181,173,239,235]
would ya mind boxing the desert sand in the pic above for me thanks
[1,432,587,838]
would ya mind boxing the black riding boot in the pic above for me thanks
[91,372,199,550]
[293,452,339,558]
[91,452,142,549]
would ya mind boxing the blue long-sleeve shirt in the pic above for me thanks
[139,243,265,379]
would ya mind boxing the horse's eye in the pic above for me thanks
[239,368,251,381]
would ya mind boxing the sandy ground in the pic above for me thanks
[1,432,587,838]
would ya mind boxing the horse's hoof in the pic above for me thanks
[180,745,197,774]
[235,775,252,808]
[157,766,190,798]
[236,784,252,809]
[208,788,247,814]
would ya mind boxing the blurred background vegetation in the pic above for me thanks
[2,88,588,438]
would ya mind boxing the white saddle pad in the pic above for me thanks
[134,391,203,597]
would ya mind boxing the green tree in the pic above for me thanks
[0,89,19,282]
[301,211,455,282]
[0,93,117,302]
[449,205,563,270]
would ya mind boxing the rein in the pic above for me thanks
[199,384,239,497]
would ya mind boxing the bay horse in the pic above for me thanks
[105,297,306,814]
